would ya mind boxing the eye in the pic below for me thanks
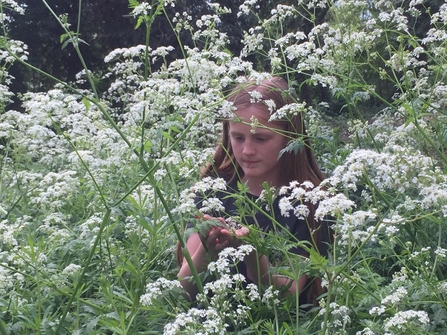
[231,135,244,142]
[255,137,268,142]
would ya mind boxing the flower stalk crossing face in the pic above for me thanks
[0,0,446,333]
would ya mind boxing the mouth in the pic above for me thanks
[244,161,259,167]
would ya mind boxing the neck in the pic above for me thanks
[242,177,277,196]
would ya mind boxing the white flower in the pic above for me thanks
[384,310,430,331]
[434,247,447,258]
[369,305,386,316]
[247,283,260,301]
[140,278,182,306]
[439,281,447,294]
[356,327,375,335]
[262,286,280,307]
[131,2,152,17]
[62,264,82,277]
[293,204,310,220]
[278,197,293,217]
[200,197,225,213]
[381,286,407,305]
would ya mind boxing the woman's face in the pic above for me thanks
[229,105,288,191]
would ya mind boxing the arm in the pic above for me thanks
[177,232,207,301]
[221,227,308,297]
[177,216,231,301]
[243,248,308,297]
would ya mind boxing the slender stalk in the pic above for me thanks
[320,274,333,335]
[146,173,204,295]
[0,320,7,335]
[55,209,112,333]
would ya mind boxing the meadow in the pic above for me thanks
[0,0,446,334]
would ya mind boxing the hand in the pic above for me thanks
[199,215,249,255]
[218,226,250,248]
[198,215,228,255]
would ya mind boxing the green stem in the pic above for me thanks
[321,274,333,335]
[55,209,112,333]
[41,0,99,98]
[146,173,204,296]
[412,114,447,166]
[0,319,8,335]
[112,112,201,207]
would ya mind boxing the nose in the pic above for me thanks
[242,139,255,156]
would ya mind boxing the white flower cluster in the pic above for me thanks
[170,244,258,330]
[207,245,255,275]
[337,210,378,246]
[237,0,259,17]
[269,102,307,121]
[1,0,25,14]
[175,177,228,215]
[0,219,19,247]
[200,197,225,213]
[140,278,182,307]
[384,310,430,332]
[0,266,13,295]
[381,286,408,306]
[261,285,280,308]
[104,45,148,63]
[319,302,351,330]
[163,307,228,335]
[131,2,152,18]
[62,263,82,277]
[193,177,227,194]
[279,181,341,220]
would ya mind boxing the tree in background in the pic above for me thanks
[6,0,443,115]
[7,0,329,103]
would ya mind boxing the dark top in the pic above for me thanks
[193,179,314,304]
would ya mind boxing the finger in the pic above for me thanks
[217,217,227,226]
[200,226,219,244]
[206,227,224,246]
[236,227,250,237]
[205,227,220,241]
[214,239,230,251]
[219,228,233,238]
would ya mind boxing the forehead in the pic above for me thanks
[232,104,269,122]
[230,105,284,129]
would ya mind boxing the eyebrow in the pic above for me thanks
[229,130,271,136]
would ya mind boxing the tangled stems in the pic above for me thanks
[55,208,111,333]
[1,0,447,333]
[0,320,6,335]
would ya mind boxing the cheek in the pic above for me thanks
[229,138,238,150]
[273,137,288,150]
[229,140,243,156]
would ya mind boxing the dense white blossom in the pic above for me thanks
[1,0,447,333]
[384,310,430,331]
[140,278,182,306]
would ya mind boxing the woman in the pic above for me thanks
[177,76,329,305]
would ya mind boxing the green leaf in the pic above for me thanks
[143,140,152,153]
[162,131,174,141]
[192,217,225,237]
[309,247,328,270]
[279,139,304,159]
[135,16,143,30]
[128,0,139,9]
[168,125,181,133]
[82,97,91,112]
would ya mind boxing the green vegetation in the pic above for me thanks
[0,0,446,333]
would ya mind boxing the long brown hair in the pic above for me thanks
[203,77,324,187]
[179,76,330,303]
